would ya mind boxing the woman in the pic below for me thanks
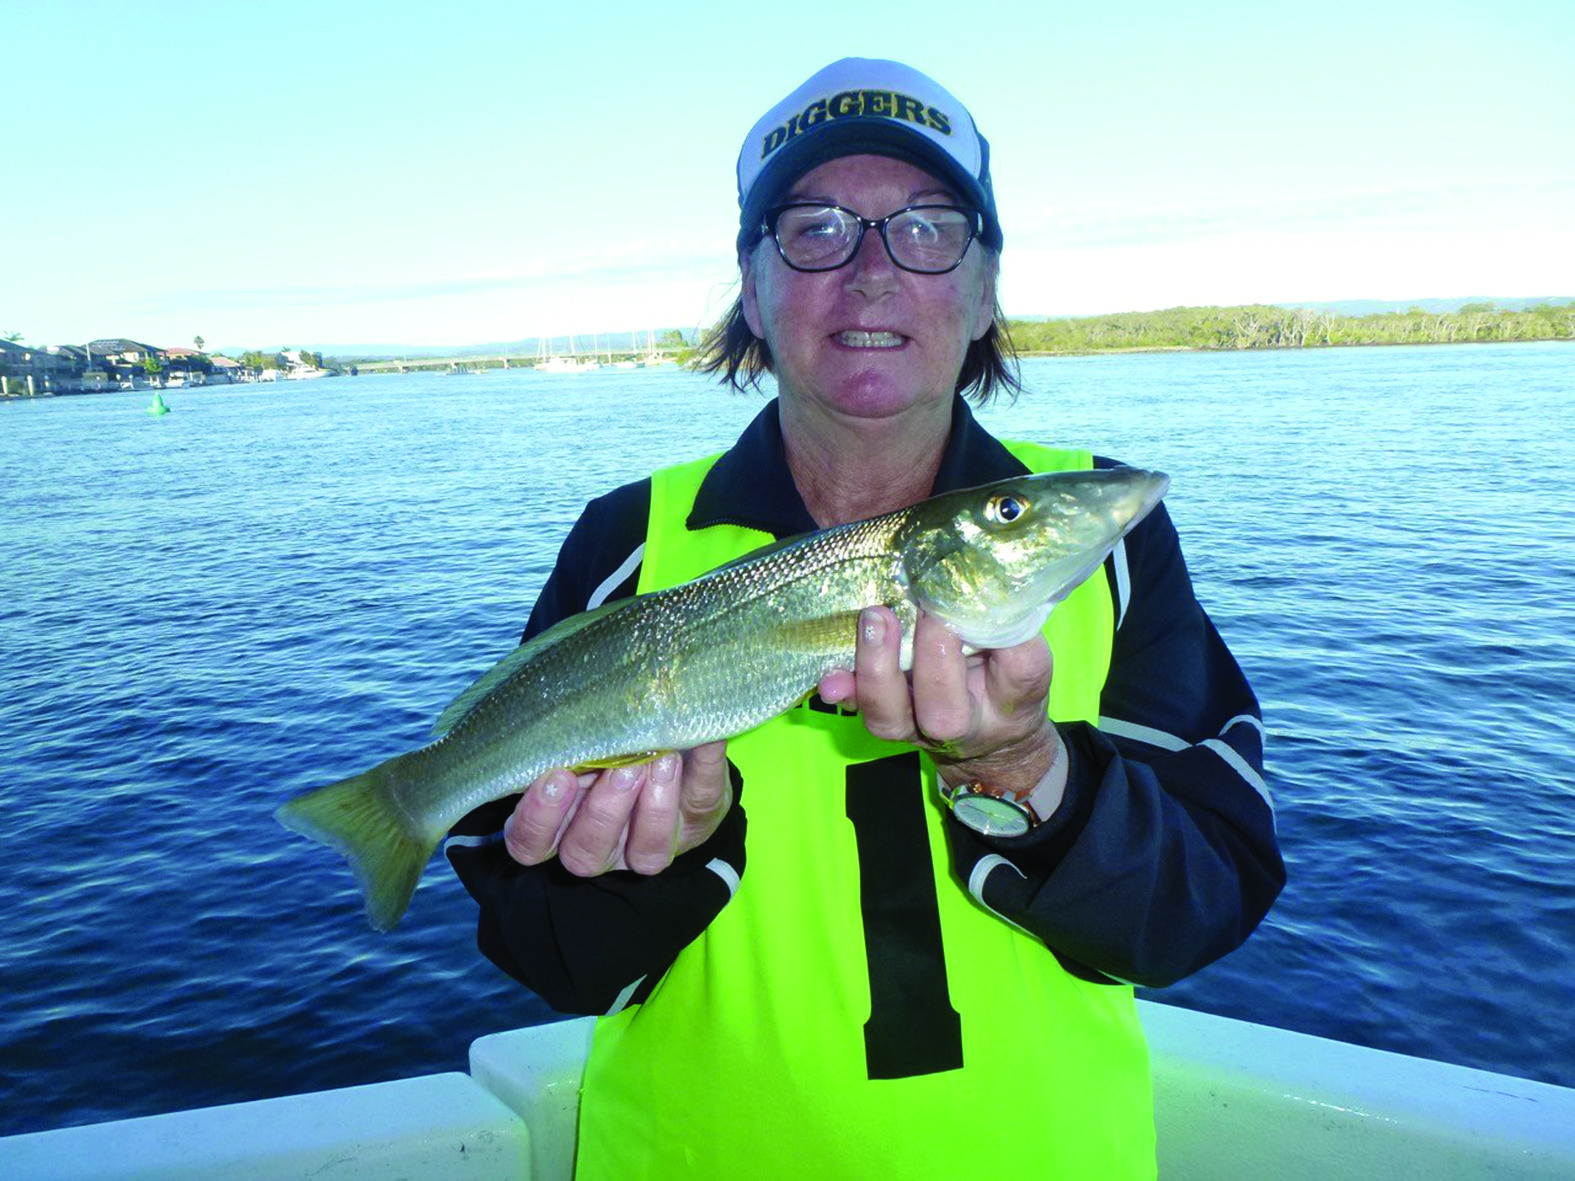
[449,58,1283,1180]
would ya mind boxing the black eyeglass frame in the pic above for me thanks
[760,202,983,275]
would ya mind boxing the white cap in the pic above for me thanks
[735,58,1001,252]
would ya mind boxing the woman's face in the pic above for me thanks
[741,154,997,426]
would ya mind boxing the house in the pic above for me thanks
[46,343,91,370]
[208,355,244,384]
[88,338,160,365]
[86,338,165,388]
[0,339,76,394]
[158,346,213,386]
[45,344,111,391]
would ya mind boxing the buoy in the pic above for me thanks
[148,392,171,416]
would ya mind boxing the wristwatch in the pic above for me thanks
[940,780,1039,838]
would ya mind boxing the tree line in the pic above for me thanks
[1005,301,1575,354]
[240,349,325,370]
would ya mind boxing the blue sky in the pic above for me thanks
[7,0,1571,352]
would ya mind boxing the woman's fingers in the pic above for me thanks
[503,741,735,877]
[504,767,591,866]
[981,634,1054,721]
[909,611,974,748]
[676,741,733,843]
[555,763,647,876]
[844,607,983,751]
[849,607,916,743]
[624,753,682,874]
[828,606,1055,773]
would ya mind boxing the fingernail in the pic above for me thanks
[653,753,678,784]
[539,775,563,801]
[861,608,882,645]
[611,766,640,791]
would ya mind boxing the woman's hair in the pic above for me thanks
[695,250,1023,404]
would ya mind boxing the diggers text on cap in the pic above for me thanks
[735,57,1002,255]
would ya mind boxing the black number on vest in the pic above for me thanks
[845,753,964,1079]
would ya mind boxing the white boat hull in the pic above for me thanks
[3,1001,1571,1179]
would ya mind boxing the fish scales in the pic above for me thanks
[276,466,1169,930]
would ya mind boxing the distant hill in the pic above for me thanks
[1004,299,1573,354]
[1271,296,1573,316]
[1009,296,1573,323]
[220,301,1571,358]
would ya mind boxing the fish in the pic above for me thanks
[275,466,1170,931]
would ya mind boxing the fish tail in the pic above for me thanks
[274,763,437,932]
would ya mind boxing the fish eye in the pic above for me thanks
[986,494,1028,525]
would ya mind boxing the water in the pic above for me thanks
[1,344,1571,1136]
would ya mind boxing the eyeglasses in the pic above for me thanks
[761,202,982,274]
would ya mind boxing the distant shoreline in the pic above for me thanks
[6,303,1569,395]
[1000,301,1574,356]
[324,301,1575,367]
[321,334,1573,378]
[6,336,1570,398]
[1013,336,1575,359]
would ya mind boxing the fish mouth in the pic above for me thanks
[942,600,1057,653]
[834,330,906,349]
[1131,470,1170,522]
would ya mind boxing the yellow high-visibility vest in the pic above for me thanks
[575,442,1155,1180]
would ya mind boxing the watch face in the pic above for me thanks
[952,793,1031,838]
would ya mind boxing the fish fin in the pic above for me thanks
[572,750,667,772]
[431,597,637,737]
[275,764,438,933]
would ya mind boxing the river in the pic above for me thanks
[1,342,1570,1135]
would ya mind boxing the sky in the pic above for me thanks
[5,0,1572,353]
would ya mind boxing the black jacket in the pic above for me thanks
[448,397,1284,1012]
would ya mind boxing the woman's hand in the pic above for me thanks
[818,607,1068,817]
[503,741,733,876]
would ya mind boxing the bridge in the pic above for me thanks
[349,347,685,374]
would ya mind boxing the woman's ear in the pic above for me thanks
[971,250,1000,342]
[740,247,766,340]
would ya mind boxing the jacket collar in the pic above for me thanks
[689,396,1029,540]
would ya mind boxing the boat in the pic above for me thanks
[147,392,170,416]
[536,354,597,374]
[1,1001,1570,1179]
[534,333,598,373]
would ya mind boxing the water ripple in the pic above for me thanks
[3,348,1572,1135]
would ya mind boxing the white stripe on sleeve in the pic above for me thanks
[706,857,741,898]
[1099,715,1275,816]
[966,855,1032,935]
[588,543,645,609]
[1098,716,1190,752]
[1202,738,1275,812]
[1219,713,1266,741]
[605,975,647,1016]
[443,831,504,855]
[1112,539,1132,630]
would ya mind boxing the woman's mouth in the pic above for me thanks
[835,330,905,349]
